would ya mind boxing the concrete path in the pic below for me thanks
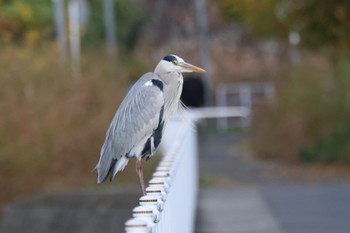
[196,188,282,233]
[195,184,350,233]
[262,183,350,233]
[195,130,350,233]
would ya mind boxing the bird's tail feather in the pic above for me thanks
[96,142,114,183]
[96,143,129,183]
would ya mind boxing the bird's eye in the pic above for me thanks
[172,60,178,65]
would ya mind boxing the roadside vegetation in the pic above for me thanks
[0,47,123,209]
[0,0,147,212]
[218,0,350,163]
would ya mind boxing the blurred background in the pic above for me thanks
[1,0,350,229]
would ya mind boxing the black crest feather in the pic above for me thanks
[163,55,177,62]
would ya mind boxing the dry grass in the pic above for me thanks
[0,46,152,212]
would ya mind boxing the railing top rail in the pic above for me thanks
[188,106,250,120]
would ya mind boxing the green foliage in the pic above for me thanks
[291,1,350,52]
[0,0,145,51]
[82,0,145,52]
[300,124,350,163]
[216,0,350,54]
[218,0,350,164]
[298,57,350,163]
[217,0,289,38]
[116,0,145,51]
[0,0,53,45]
[251,58,350,164]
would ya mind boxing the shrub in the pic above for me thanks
[0,46,134,210]
[251,56,350,164]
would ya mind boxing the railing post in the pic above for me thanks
[125,218,153,233]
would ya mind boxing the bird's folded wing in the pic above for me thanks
[100,73,164,167]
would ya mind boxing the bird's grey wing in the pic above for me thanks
[114,78,165,156]
[97,73,164,182]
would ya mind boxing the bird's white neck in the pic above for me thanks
[156,71,183,117]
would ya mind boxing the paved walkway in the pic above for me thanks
[262,183,350,233]
[195,184,350,233]
[196,187,282,233]
[195,131,350,233]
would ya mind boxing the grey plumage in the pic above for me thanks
[97,73,164,182]
[96,55,205,193]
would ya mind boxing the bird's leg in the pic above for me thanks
[136,158,146,195]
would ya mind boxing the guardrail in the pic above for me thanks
[124,107,249,233]
[216,83,274,129]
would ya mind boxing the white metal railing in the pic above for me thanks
[124,116,197,233]
[188,106,250,120]
[124,107,248,233]
[216,82,275,129]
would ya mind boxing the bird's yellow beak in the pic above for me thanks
[179,62,206,73]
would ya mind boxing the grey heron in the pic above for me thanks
[96,55,205,194]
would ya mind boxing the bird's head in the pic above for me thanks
[155,55,206,74]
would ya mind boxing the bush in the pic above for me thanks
[0,0,53,45]
[0,46,134,210]
[251,56,350,164]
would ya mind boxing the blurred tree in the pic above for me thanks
[216,0,350,55]
[0,0,145,53]
[284,0,350,54]
[217,0,350,163]
[83,0,145,52]
[217,0,289,39]
[0,0,53,45]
